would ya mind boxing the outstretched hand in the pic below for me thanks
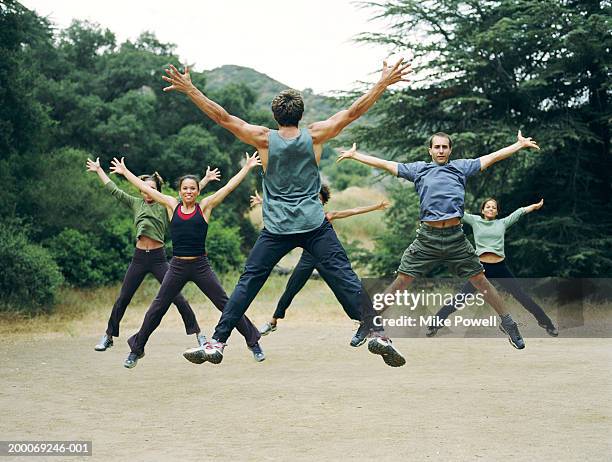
[517,130,540,150]
[379,200,391,210]
[532,198,544,210]
[110,157,128,176]
[245,151,262,169]
[162,64,195,94]
[86,157,101,173]
[337,143,357,163]
[379,57,412,87]
[250,190,262,207]
[204,166,221,182]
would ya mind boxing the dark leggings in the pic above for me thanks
[106,248,199,337]
[434,260,554,327]
[213,219,378,344]
[128,256,260,355]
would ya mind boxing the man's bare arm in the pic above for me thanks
[309,59,412,144]
[328,200,390,221]
[336,143,399,176]
[479,130,540,171]
[163,64,269,150]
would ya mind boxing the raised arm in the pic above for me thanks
[162,64,269,150]
[479,130,540,171]
[327,200,390,221]
[201,152,261,217]
[87,157,139,208]
[336,143,399,176]
[308,59,412,145]
[110,157,178,212]
[199,166,221,190]
[524,198,544,214]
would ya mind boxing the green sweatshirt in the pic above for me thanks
[462,208,526,258]
[105,181,169,243]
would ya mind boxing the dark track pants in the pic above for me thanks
[433,260,554,327]
[128,256,260,355]
[106,248,199,337]
[213,220,378,343]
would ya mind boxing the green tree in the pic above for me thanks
[353,0,612,277]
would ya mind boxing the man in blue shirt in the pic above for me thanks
[337,131,540,349]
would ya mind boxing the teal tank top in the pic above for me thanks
[262,128,325,234]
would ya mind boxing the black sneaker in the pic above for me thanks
[249,343,266,362]
[94,334,113,351]
[367,333,406,367]
[425,325,441,337]
[124,351,145,369]
[350,322,369,347]
[499,322,525,349]
[538,322,559,337]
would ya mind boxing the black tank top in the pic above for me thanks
[170,204,207,256]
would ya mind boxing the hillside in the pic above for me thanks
[203,65,340,124]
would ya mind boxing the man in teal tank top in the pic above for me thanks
[163,59,412,367]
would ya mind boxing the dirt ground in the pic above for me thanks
[1,312,611,461]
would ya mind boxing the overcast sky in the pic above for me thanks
[22,0,401,95]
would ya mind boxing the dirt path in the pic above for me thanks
[1,322,610,461]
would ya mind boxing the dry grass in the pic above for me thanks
[247,186,388,250]
[0,274,354,337]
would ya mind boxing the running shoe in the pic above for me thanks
[94,334,113,351]
[124,351,145,369]
[367,333,406,367]
[350,322,369,347]
[538,321,559,337]
[499,321,526,349]
[249,342,266,362]
[259,322,277,336]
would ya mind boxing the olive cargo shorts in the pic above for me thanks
[398,223,484,278]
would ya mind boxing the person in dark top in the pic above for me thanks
[86,157,219,353]
[164,59,411,367]
[108,153,264,368]
[249,186,390,337]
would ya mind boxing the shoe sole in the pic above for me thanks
[205,352,223,364]
[367,339,406,367]
[183,347,206,365]
[499,324,525,349]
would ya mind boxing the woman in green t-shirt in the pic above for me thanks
[428,197,558,337]
[86,157,219,352]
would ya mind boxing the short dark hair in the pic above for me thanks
[177,174,200,191]
[480,197,499,215]
[271,89,304,127]
[319,184,331,205]
[138,171,164,191]
[429,132,453,148]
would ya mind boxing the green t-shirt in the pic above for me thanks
[462,207,525,258]
[105,181,169,244]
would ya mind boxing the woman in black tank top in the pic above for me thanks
[109,153,265,368]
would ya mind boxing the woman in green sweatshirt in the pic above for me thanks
[86,157,219,352]
[428,197,558,337]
